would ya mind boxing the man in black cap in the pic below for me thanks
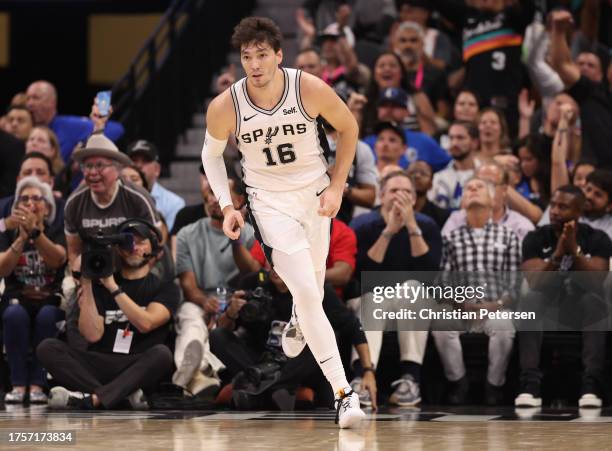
[362,88,451,172]
[127,140,185,230]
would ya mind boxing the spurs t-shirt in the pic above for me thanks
[64,180,159,237]
[89,272,179,354]
[0,224,66,301]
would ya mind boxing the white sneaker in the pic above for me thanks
[186,371,220,399]
[127,389,149,410]
[48,387,93,409]
[335,388,366,429]
[29,390,48,404]
[579,393,602,408]
[389,375,421,406]
[514,393,542,407]
[514,407,541,420]
[172,340,203,388]
[4,389,25,404]
[281,314,306,358]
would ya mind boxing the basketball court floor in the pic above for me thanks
[1,406,611,450]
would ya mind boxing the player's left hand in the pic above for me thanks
[222,208,245,240]
[317,185,343,217]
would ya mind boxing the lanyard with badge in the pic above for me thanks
[113,323,133,354]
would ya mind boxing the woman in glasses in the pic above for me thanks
[0,176,66,404]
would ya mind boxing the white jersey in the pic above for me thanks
[230,67,328,191]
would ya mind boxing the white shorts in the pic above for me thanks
[246,173,331,271]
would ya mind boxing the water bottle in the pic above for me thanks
[216,287,228,314]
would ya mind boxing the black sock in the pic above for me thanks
[399,360,421,384]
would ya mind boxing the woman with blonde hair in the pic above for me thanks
[0,176,66,404]
[25,126,65,176]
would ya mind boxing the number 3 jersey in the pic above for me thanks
[460,5,533,107]
[230,67,328,192]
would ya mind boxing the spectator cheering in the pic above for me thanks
[0,176,66,404]
[517,185,612,408]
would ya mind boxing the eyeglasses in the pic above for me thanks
[80,162,115,173]
[17,195,44,204]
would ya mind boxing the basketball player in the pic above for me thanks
[201,17,365,428]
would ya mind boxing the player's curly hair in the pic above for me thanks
[231,16,282,52]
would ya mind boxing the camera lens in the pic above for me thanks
[88,255,106,276]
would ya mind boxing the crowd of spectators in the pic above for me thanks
[0,0,611,411]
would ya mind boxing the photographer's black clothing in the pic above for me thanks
[37,338,172,409]
[210,327,333,408]
[211,278,366,404]
[89,273,179,354]
[36,271,178,409]
[64,179,159,237]
[0,224,66,304]
[235,276,366,353]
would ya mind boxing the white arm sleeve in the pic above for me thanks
[526,24,564,98]
[201,130,233,211]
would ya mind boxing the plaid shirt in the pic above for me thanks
[441,221,522,300]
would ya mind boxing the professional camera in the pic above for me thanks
[80,229,134,279]
[79,219,163,279]
[239,286,275,325]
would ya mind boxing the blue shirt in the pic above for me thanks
[49,115,125,162]
[363,130,451,172]
[516,178,542,206]
[150,182,186,230]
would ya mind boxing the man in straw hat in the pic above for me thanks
[63,132,160,275]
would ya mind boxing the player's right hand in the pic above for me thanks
[222,208,245,240]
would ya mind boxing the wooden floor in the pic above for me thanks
[1,406,612,450]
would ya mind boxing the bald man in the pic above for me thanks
[26,81,124,162]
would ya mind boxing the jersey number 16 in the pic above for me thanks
[262,143,297,166]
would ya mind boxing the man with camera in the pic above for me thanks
[210,268,377,410]
[63,133,160,277]
[37,219,178,409]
